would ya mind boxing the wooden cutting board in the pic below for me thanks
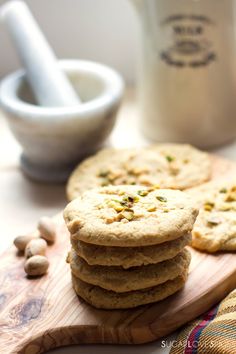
[0,155,236,354]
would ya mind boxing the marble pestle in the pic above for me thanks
[0,0,81,107]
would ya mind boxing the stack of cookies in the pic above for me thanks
[64,185,198,309]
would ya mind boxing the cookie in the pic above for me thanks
[64,185,198,247]
[71,271,188,309]
[67,144,211,200]
[69,248,191,292]
[189,181,236,252]
[71,233,191,268]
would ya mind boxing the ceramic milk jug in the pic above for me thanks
[131,0,236,148]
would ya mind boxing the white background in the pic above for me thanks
[0,0,139,83]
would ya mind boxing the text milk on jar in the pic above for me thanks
[131,0,236,148]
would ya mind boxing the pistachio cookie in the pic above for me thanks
[67,144,211,200]
[69,248,191,292]
[190,181,236,252]
[64,185,198,247]
[71,233,191,268]
[72,271,188,309]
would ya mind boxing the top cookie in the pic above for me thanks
[64,185,198,247]
[66,144,211,200]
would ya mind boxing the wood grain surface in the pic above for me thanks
[0,155,236,354]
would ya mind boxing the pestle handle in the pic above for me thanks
[0,0,81,107]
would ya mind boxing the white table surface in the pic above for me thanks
[1,89,236,353]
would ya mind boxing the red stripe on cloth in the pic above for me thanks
[184,306,219,354]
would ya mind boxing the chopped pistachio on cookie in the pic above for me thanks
[156,196,167,203]
[165,155,175,162]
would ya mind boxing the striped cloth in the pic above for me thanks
[170,289,236,354]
